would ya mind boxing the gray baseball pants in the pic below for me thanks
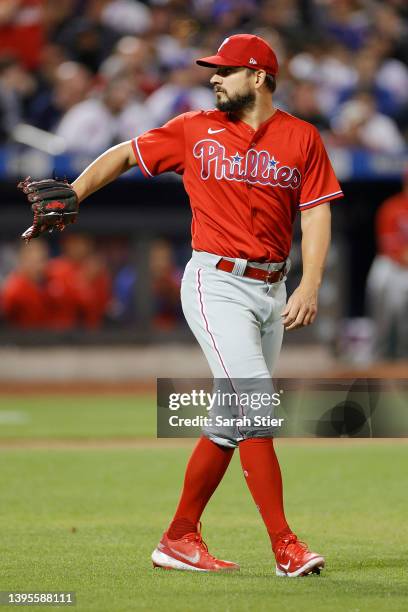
[180,250,287,447]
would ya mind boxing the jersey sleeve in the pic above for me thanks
[299,128,343,210]
[131,114,186,177]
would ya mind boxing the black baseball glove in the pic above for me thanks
[17,177,79,242]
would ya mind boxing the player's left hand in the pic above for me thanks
[282,282,318,331]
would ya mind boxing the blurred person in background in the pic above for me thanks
[289,80,330,133]
[146,61,214,126]
[111,239,183,329]
[254,0,304,43]
[206,0,258,34]
[99,35,159,97]
[362,36,408,115]
[288,38,356,118]
[29,60,93,132]
[366,171,408,359]
[0,0,43,70]
[153,15,205,71]
[331,91,405,154]
[149,239,183,330]
[319,0,370,51]
[55,0,118,73]
[0,54,36,143]
[42,0,78,42]
[99,0,151,36]
[1,240,51,329]
[55,71,153,154]
[47,234,111,329]
[336,46,407,118]
[359,31,408,140]
[0,242,19,286]
[373,3,408,66]
[105,236,135,323]
[150,13,216,108]
[23,40,69,125]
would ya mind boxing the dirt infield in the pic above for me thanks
[0,437,194,450]
[0,343,406,391]
[331,361,408,378]
[0,382,156,395]
[0,437,406,450]
[0,356,406,396]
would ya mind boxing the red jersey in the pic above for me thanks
[0,0,43,70]
[132,109,343,262]
[1,273,50,328]
[47,258,111,329]
[376,192,408,266]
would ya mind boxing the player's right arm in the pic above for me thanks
[72,141,137,204]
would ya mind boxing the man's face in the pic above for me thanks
[210,66,255,112]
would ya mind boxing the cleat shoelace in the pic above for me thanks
[278,535,311,566]
[182,523,217,561]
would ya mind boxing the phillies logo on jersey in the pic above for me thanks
[193,139,301,189]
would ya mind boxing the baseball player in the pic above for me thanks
[18,34,343,577]
[366,170,408,358]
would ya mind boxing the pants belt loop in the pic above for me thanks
[231,258,247,276]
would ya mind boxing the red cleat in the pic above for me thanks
[274,534,325,577]
[151,523,239,572]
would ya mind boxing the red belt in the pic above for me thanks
[216,258,286,283]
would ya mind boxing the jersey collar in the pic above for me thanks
[222,108,282,136]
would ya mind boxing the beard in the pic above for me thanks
[215,89,256,113]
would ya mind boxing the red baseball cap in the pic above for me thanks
[196,34,279,76]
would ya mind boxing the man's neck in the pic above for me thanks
[235,101,277,131]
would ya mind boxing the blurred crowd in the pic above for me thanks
[0,0,407,155]
[0,234,185,331]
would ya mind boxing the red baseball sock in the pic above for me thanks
[239,437,292,550]
[167,436,234,540]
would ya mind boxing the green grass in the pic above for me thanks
[1,439,407,611]
[0,395,155,439]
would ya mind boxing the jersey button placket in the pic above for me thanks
[247,137,256,189]
[245,133,257,227]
